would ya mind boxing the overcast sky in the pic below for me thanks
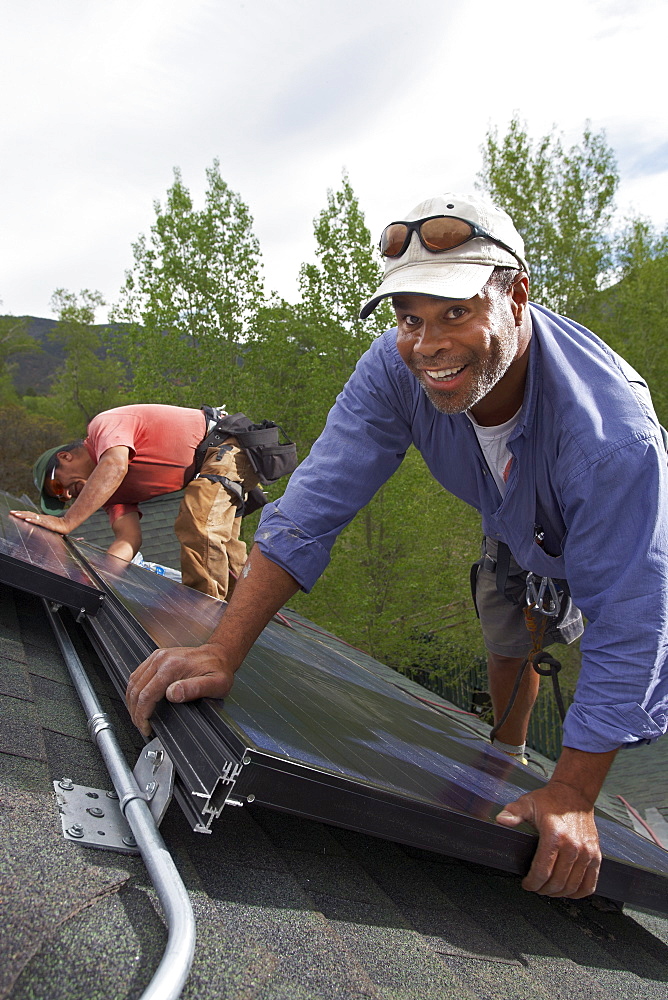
[2,0,667,320]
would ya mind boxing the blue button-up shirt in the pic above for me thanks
[255,304,668,753]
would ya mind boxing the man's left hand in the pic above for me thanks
[10,510,69,534]
[495,782,601,898]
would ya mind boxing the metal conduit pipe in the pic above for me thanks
[44,600,196,1000]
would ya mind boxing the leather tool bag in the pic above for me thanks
[196,408,298,485]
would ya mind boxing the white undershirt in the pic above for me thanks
[466,408,521,497]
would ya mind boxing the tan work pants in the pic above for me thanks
[174,439,259,601]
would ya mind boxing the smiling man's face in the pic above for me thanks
[392,275,531,426]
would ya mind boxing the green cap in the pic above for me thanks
[33,445,68,515]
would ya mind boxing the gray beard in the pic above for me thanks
[416,361,508,415]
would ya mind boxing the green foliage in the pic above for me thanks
[0,404,68,500]
[246,172,395,456]
[242,297,317,447]
[0,310,35,405]
[478,114,618,315]
[299,171,393,339]
[242,174,485,667]
[14,145,659,724]
[574,217,668,423]
[113,161,263,407]
[289,448,484,666]
[42,288,126,436]
[0,313,33,371]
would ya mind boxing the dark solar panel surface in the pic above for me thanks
[72,539,668,879]
[0,492,97,588]
[73,539,225,643]
[0,503,664,904]
[0,493,101,610]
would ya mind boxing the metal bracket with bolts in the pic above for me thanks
[132,738,175,826]
[54,779,139,854]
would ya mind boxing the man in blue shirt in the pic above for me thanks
[127,193,668,899]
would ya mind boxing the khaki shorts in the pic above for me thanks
[471,537,584,658]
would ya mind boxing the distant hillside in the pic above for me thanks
[5,317,62,395]
[3,316,128,396]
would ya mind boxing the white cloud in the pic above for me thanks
[1,0,666,319]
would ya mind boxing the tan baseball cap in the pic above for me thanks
[360,192,528,319]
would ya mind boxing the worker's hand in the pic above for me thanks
[10,510,69,534]
[495,781,601,898]
[126,642,235,738]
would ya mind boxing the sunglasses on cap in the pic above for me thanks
[379,214,526,270]
[44,461,69,501]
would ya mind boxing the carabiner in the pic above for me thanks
[526,572,561,617]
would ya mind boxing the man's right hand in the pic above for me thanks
[10,510,71,533]
[124,546,302,738]
[126,642,234,738]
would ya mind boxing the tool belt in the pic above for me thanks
[190,407,298,516]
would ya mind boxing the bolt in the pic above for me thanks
[242,756,251,765]
[67,824,84,838]
[86,807,105,818]
[247,794,256,803]
[122,834,137,847]
[58,778,74,791]
[106,790,118,799]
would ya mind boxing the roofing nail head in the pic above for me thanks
[123,834,137,847]
[86,807,105,818]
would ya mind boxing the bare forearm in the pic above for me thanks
[107,511,141,562]
[61,449,129,532]
[208,545,301,668]
[549,745,619,807]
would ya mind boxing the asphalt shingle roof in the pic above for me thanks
[74,491,184,570]
[2,580,668,1000]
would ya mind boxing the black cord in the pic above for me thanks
[489,651,565,744]
[531,652,566,722]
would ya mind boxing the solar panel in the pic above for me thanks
[0,492,104,614]
[0,493,664,911]
[69,537,668,914]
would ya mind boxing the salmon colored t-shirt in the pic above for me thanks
[84,404,207,524]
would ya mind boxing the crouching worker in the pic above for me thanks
[125,193,668,900]
[11,403,296,601]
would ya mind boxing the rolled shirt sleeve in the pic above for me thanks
[560,431,668,751]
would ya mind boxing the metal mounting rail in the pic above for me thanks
[44,600,196,1000]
